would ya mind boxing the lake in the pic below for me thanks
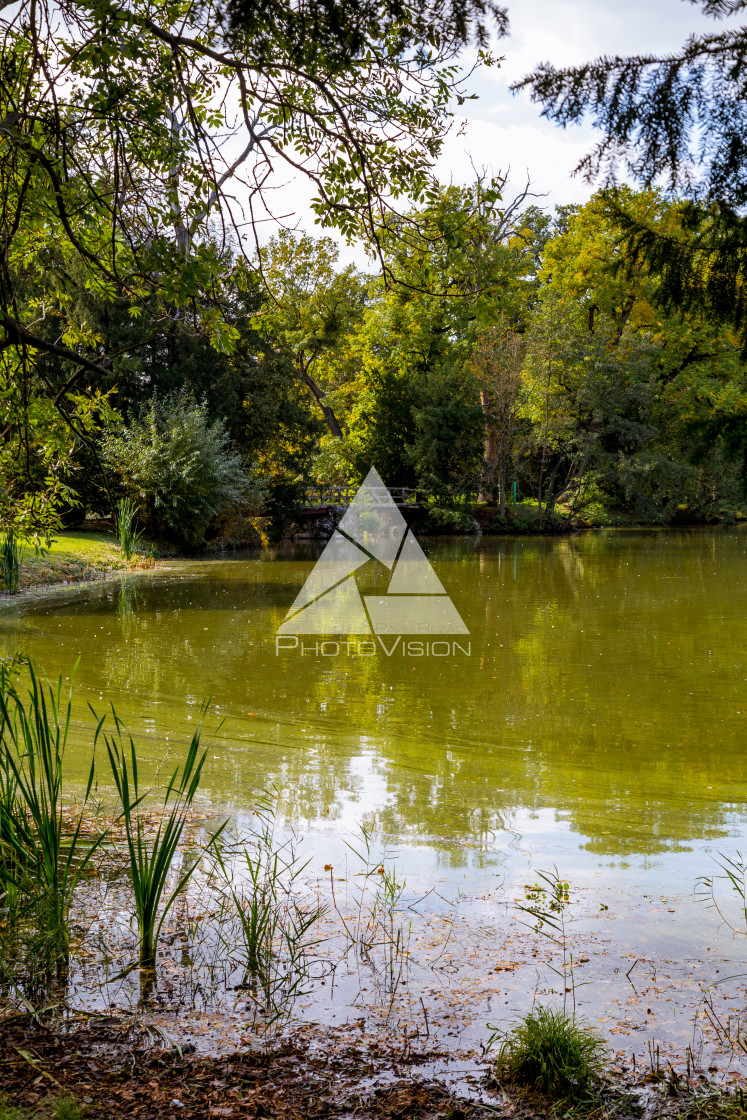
[2,528,747,1062]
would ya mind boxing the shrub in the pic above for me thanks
[101,391,265,548]
[421,506,477,534]
[494,1006,607,1097]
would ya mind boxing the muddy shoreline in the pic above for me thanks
[2,1012,746,1120]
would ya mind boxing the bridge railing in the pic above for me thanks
[303,486,421,508]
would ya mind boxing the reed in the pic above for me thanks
[115,498,142,561]
[212,805,326,1029]
[332,824,411,999]
[99,704,221,969]
[0,531,22,594]
[0,660,102,968]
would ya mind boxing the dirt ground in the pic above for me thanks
[0,1013,507,1119]
[3,1013,747,1120]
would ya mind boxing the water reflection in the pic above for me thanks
[1,529,745,868]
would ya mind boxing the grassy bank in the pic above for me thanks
[3,528,155,596]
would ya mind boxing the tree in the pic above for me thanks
[255,232,368,438]
[0,0,506,534]
[311,178,545,492]
[513,0,747,353]
[519,192,747,524]
[470,323,526,514]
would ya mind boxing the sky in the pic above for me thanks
[242,0,744,265]
[440,0,742,210]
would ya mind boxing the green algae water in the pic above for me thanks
[3,527,747,1058]
[2,529,747,891]
[1,529,745,870]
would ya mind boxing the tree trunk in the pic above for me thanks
[299,367,344,439]
[498,462,507,518]
[479,388,497,502]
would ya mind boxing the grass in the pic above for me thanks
[8,528,153,595]
[0,1099,83,1120]
[494,1006,607,1098]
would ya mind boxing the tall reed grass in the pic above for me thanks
[0,531,22,594]
[0,660,103,970]
[115,498,142,561]
[98,703,223,968]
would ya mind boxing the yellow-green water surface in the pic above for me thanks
[5,527,747,1060]
[1,528,746,897]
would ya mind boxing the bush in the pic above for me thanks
[101,392,265,548]
[494,1006,607,1097]
[420,506,478,534]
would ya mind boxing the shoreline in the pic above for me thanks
[3,520,746,606]
[0,558,159,608]
[1,1010,745,1120]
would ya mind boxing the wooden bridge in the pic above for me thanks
[302,485,421,508]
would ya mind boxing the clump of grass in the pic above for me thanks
[0,531,23,593]
[0,1096,83,1120]
[115,498,142,561]
[494,1006,607,1097]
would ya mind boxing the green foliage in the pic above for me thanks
[494,1007,607,1097]
[420,505,477,533]
[255,232,369,440]
[518,193,747,524]
[410,368,484,492]
[515,6,747,351]
[1,0,496,530]
[101,392,265,548]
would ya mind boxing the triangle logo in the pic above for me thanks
[277,468,468,636]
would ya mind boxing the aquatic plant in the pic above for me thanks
[0,660,102,968]
[99,704,222,969]
[516,867,580,1014]
[115,498,142,561]
[212,804,326,1030]
[493,1006,607,1096]
[0,531,22,594]
[331,823,412,1004]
